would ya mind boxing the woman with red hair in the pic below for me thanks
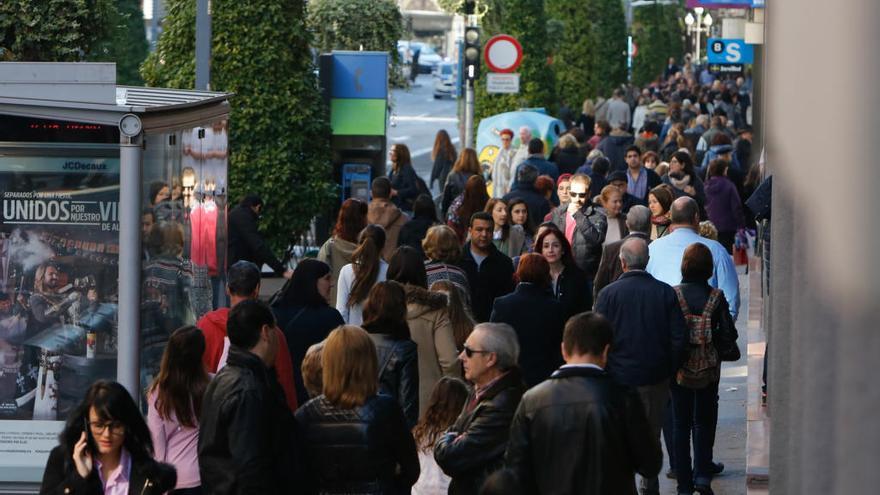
[488,254,566,387]
[446,175,489,242]
[317,198,368,302]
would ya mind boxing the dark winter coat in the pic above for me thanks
[705,175,745,233]
[517,156,560,182]
[490,283,565,387]
[550,203,608,278]
[199,348,299,494]
[434,368,527,495]
[431,148,455,190]
[296,394,420,495]
[277,304,345,406]
[554,263,592,319]
[389,163,420,212]
[397,216,437,257]
[457,242,515,323]
[368,333,419,428]
[40,446,176,495]
[594,271,687,388]
[505,366,663,495]
[597,132,634,172]
[441,171,473,217]
[228,205,285,275]
[553,147,585,175]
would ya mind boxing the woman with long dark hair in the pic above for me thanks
[534,226,591,319]
[441,148,481,217]
[147,326,209,494]
[273,259,345,406]
[446,174,489,242]
[484,198,526,257]
[648,185,675,240]
[398,194,439,257]
[296,326,420,494]
[389,143,420,212]
[41,381,176,494]
[663,150,706,207]
[508,198,536,252]
[317,198,369,303]
[362,281,420,427]
[428,279,474,351]
[336,224,388,325]
[430,130,457,191]
[411,377,469,495]
[388,246,460,417]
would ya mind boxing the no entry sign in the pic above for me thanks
[484,34,522,73]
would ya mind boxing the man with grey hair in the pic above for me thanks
[511,126,533,170]
[595,237,686,495]
[434,322,526,495]
[593,205,652,299]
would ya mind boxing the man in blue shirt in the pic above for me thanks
[646,197,740,319]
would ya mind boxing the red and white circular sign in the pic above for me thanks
[484,34,523,73]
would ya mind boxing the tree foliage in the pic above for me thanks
[474,0,556,124]
[308,0,405,86]
[586,0,627,97]
[632,0,684,86]
[142,0,336,251]
[0,0,147,85]
[545,0,593,109]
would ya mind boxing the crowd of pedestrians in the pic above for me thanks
[40,61,758,495]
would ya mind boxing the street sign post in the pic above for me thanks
[707,38,754,64]
[484,34,523,74]
[486,73,520,93]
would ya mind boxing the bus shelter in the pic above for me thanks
[0,62,231,488]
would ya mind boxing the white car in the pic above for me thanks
[433,62,457,99]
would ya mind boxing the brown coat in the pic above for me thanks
[368,199,410,261]
[404,285,461,416]
[593,232,650,302]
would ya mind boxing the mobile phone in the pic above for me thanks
[82,418,95,454]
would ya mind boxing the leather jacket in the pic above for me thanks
[505,366,662,494]
[198,347,299,494]
[550,203,608,277]
[370,333,420,428]
[434,368,526,495]
[295,394,420,495]
[40,446,176,495]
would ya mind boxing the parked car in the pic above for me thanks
[432,62,457,99]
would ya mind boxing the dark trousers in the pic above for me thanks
[671,380,719,491]
[662,397,675,470]
[717,231,735,254]
[171,487,202,495]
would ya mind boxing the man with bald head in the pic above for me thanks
[512,126,533,171]
[646,196,740,319]
[595,237,686,495]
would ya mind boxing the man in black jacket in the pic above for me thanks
[593,205,651,301]
[435,322,526,495]
[228,194,292,278]
[457,212,515,322]
[594,238,686,495]
[502,165,551,223]
[550,174,607,285]
[505,312,662,494]
[198,299,299,494]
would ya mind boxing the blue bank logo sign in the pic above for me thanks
[707,38,754,65]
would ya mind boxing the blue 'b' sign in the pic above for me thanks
[707,38,754,65]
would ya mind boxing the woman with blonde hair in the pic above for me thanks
[296,325,420,494]
[576,98,596,137]
[441,148,481,217]
[423,225,470,292]
[598,184,629,245]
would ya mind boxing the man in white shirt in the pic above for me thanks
[492,128,516,197]
[511,126,532,171]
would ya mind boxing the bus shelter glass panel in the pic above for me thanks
[140,120,228,388]
[0,115,120,481]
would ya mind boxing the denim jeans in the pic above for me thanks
[671,379,719,492]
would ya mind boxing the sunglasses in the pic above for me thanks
[462,345,492,358]
[569,192,588,198]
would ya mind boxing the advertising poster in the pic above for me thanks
[0,155,119,476]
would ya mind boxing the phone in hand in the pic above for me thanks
[82,418,96,454]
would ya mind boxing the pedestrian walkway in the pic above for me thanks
[658,263,751,494]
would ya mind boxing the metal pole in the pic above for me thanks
[118,133,143,397]
[695,21,702,64]
[465,79,474,149]
[195,0,211,90]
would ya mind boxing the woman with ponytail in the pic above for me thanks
[336,224,388,325]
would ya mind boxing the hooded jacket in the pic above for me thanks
[317,236,358,303]
[368,199,411,262]
[403,285,460,417]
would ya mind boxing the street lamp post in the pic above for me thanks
[684,7,713,63]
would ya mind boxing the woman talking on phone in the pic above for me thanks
[40,381,176,495]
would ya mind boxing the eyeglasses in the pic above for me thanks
[569,192,588,198]
[462,345,492,358]
[89,420,125,435]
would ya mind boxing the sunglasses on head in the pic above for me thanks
[462,345,492,358]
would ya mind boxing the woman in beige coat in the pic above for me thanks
[388,246,461,416]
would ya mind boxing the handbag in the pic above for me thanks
[712,308,741,362]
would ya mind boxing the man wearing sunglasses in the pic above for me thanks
[434,323,526,495]
[549,174,608,295]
